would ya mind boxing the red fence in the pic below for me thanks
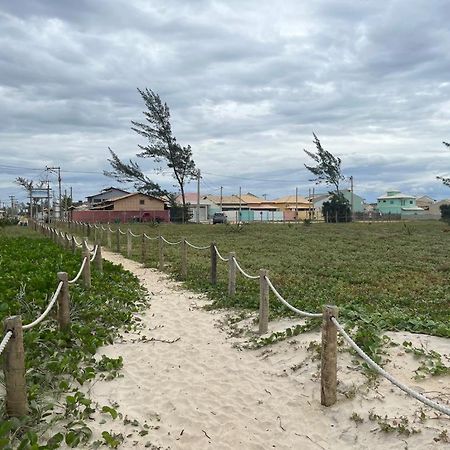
[71,210,170,223]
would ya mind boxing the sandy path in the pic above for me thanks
[86,250,449,450]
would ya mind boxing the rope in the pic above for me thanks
[232,257,259,279]
[101,226,107,231]
[0,331,13,356]
[214,245,229,261]
[119,229,127,235]
[84,240,95,252]
[161,236,183,246]
[73,237,83,247]
[94,224,100,229]
[22,281,64,330]
[108,227,115,232]
[185,240,210,250]
[90,245,98,262]
[265,276,323,318]
[68,257,87,284]
[332,317,450,417]
[129,230,142,238]
[144,233,159,240]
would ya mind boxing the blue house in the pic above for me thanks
[377,191,424,216]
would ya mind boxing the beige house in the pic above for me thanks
[93,193,165,211]
[271,195,311,219]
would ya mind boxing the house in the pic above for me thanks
[271,195,311,220]
[429,199,450,217]
[377,191,424,216]
[416,195,435,211]
[308,190,365,219]
[86,187,130,205]
[177,193,220,222]
[73,192,169,223]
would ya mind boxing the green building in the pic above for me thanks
[377,191,424,216]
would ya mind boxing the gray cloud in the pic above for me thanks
[1,0,450,209]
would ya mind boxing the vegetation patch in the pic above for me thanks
[0,227,147,448]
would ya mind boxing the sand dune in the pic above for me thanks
[85,250,449,449]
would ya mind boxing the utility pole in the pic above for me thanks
[46,181,50,222]
[220,186,223,211]
[239,186,242,223]
[46,166,61,219]
[196,169,201,224]
[295,187,298,221]
[312,187,315,220]
[350,176,354,220]
[9,195,15,217]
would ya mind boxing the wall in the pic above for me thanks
[72,210,169,223]
[114,194,165,211]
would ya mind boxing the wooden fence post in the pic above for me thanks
[57,272,70,330]
[321,305,338,407]
[127,230,132,258]
[181,238,187,280]
[115,229,120,253]
[210,241,217,285]
[71,235,76,253]
[93,225,97,242]
[228,252,236,296]
[94,241,103,273]
[141,233,147,264]
[259,269,269,334]
[3,316,28,417]
[158,235,164,270]
[87,223,91,238]
[82,248,91,289]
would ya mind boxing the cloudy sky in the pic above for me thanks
[1,0,450,209]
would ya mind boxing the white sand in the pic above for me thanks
[85,250,450,449]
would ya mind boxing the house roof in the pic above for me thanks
[416,195,435,202]
[239,192,266,204]
[108,192,164,203]
[272,195,310,204]
[377,192,416,200]
[86,187,129,199]
[206,195,247,205]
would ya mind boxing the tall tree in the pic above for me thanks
[437,141,450,187]
[304,133,345,194]
[105,88,197,212]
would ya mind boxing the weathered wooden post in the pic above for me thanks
[321,305,338,407]
[71,235,76,253]
[57,272,70,330]
[127,229,132,258]
[93,225,97,242]
[181,238,187,280]
[115,229,120,253]
[259,269,269,334]
[3,316,28,417]
[87,223,91,238]
[141,233,147,264]
[158,235,164,270]
[210,241,217,285]
[82,248,91,289]
[94,241,103,273]
[228,252,236,296]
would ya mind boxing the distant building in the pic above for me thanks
[73,192,168,223]
[86,187,130,205]
[377,191,424,216]
[177,193,220,222]
[416,195,435,211]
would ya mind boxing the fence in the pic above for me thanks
[2,220,449,420]
[1,222,102,417]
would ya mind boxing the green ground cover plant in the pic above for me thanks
[71,220,450,364]
[0,226,147,448]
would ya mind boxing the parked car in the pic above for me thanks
[212,212,227,224]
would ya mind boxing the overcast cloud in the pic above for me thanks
[1,0,450,208]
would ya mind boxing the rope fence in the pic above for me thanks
[18,218,450,420]
[1,220,104,417]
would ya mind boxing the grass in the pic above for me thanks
[66,220,450,341]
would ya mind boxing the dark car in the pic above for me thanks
[212,212,227,224]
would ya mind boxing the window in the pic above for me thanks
[139,199,145,205]
[383,200,386,203]
[410,200,413,204]
[390,200,394,204]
